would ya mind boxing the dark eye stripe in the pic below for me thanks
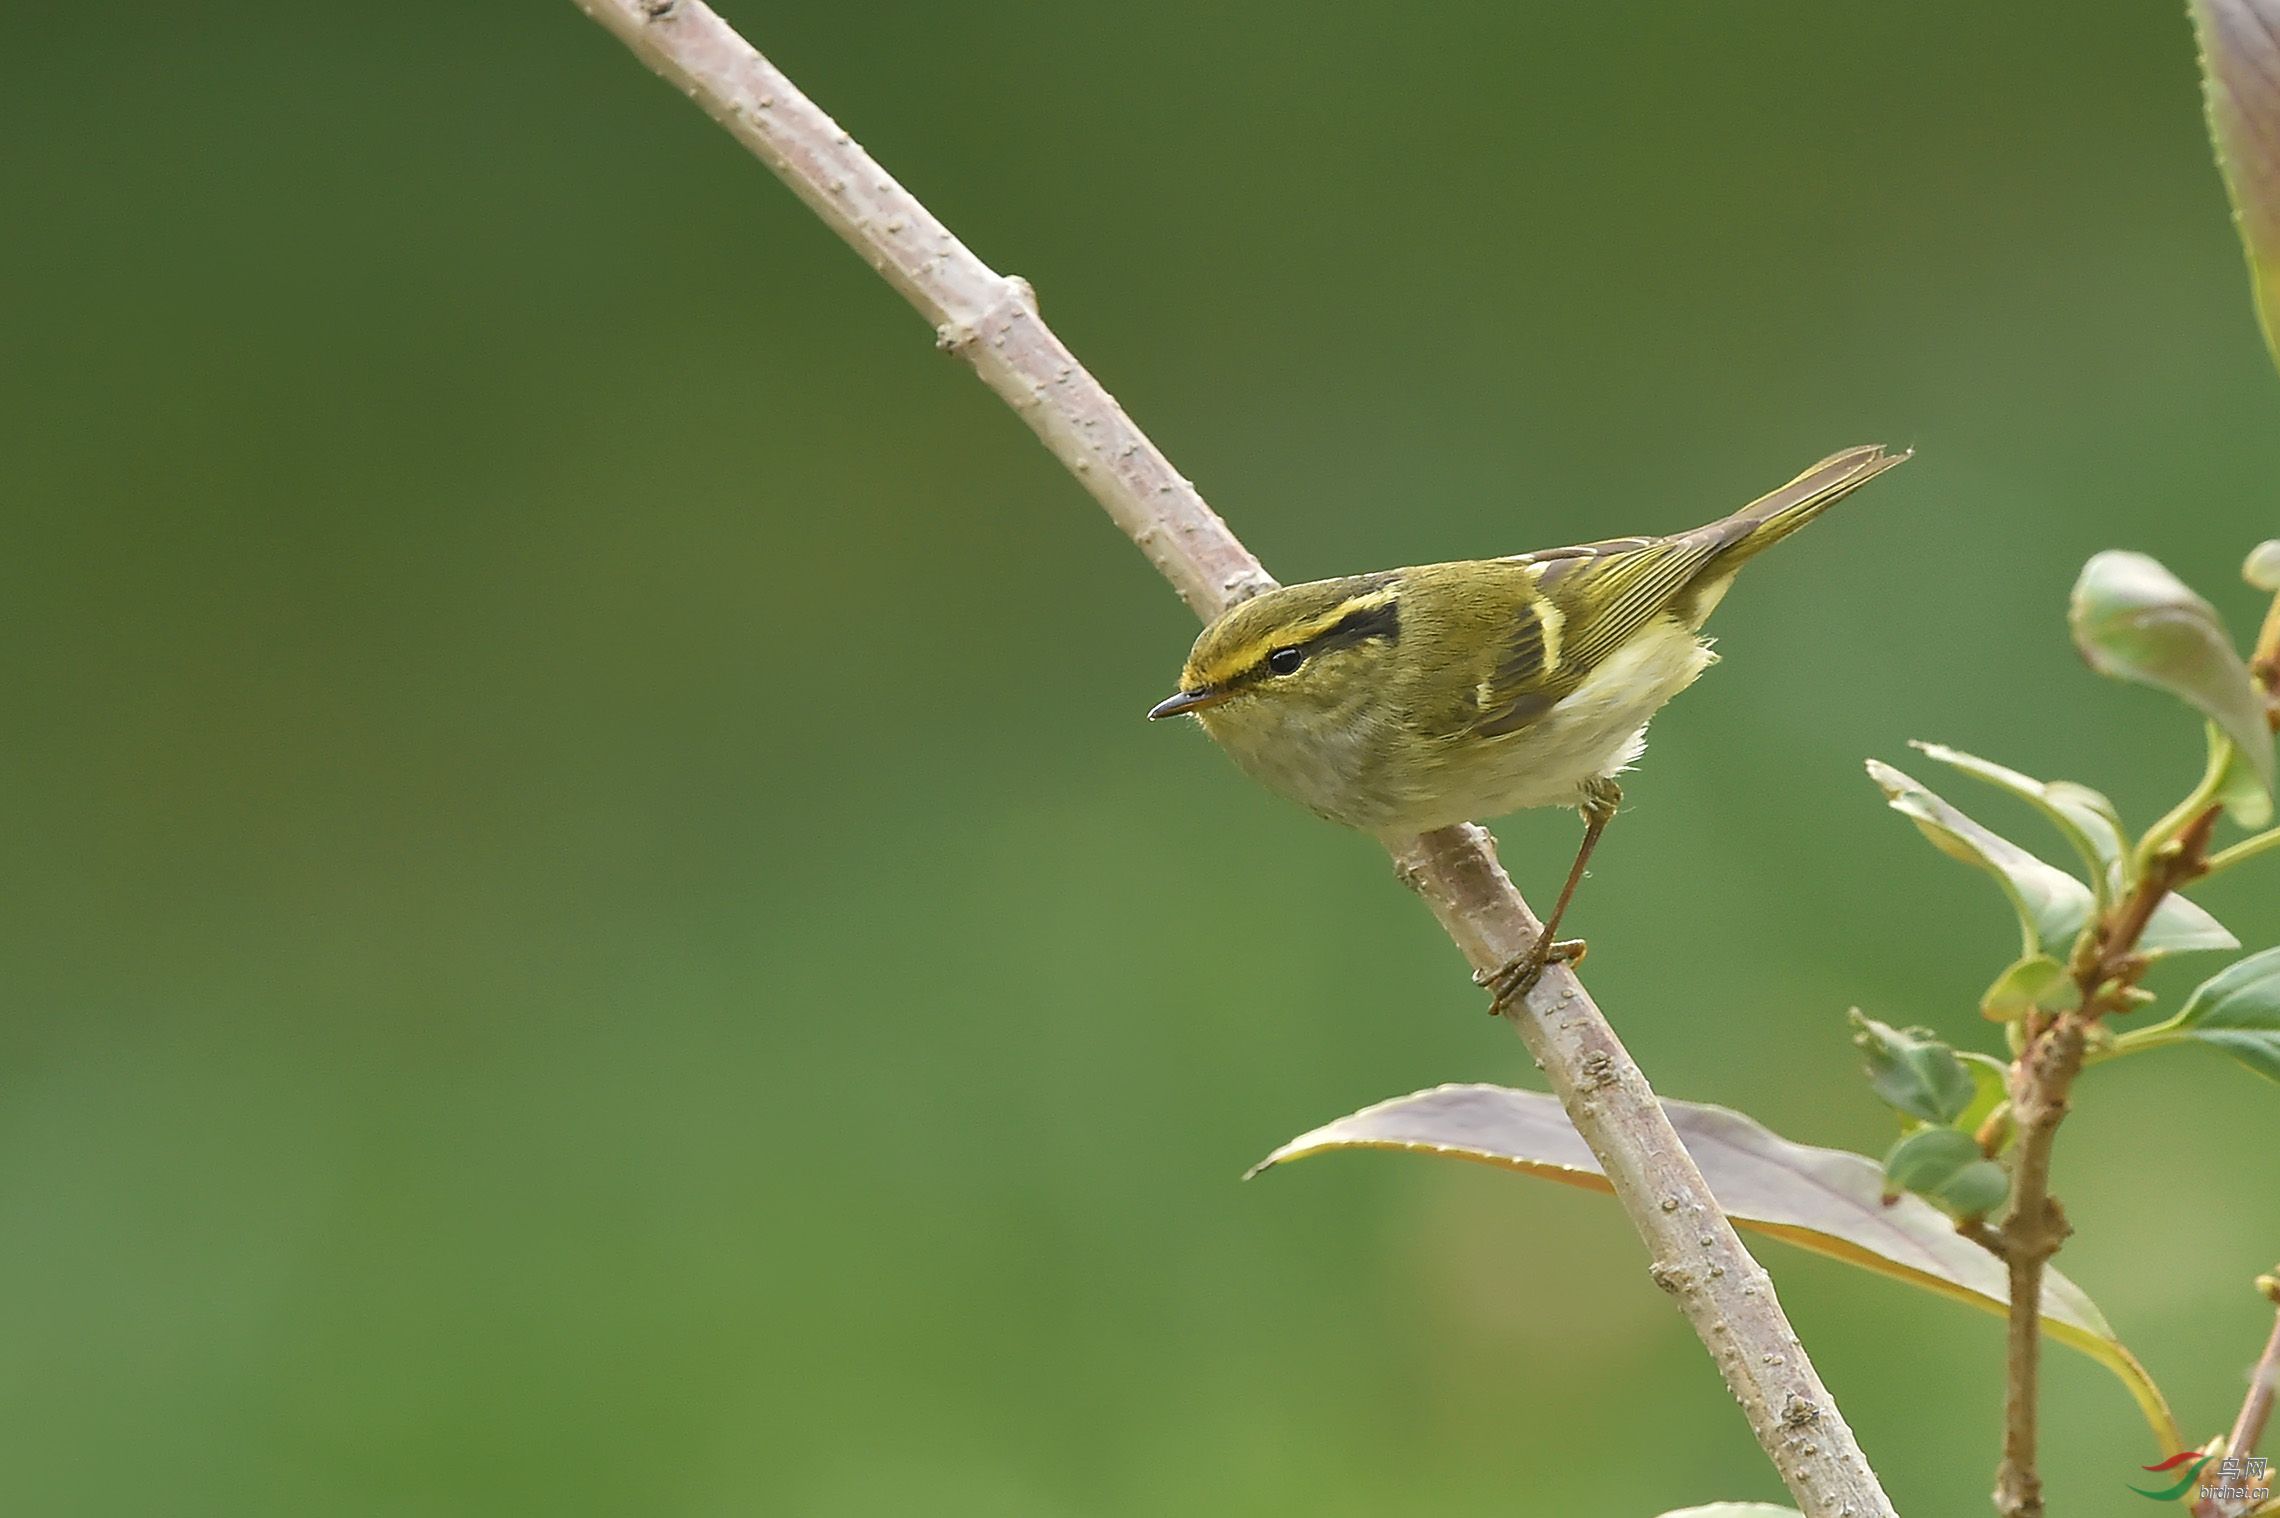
[1237,598,1401,685]
[1313,598,1400,650]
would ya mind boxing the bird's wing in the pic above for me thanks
[1467,446,1902,739]
[1466,535,1716,738]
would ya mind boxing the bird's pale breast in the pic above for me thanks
[1365,614,1716,837]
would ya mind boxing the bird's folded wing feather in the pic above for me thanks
[1467,445,1899,739]
[1467,537,1716,737]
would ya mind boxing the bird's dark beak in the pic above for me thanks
[1147,688,1227,720]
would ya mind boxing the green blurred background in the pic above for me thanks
[4,2,2277,1513]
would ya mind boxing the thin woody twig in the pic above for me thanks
[2235,1304,2280,1463]
[572,4,1896,1512]
[2194,1301,2280,1518]
[2192,602,2280,1518]
[1988,1011,2084,1518]
[1989,806,2222,1518]
[2014,628,2280,1518]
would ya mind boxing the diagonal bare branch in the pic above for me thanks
[572,4,1896,1512]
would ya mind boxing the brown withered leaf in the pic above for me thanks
[1253,1083,2178,1451]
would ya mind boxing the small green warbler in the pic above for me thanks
[1148,444,1908,1006]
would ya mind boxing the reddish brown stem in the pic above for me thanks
[2237,1311,2280,1467]
[2194,1307,2280,1518]
[1988,808,2220,1518]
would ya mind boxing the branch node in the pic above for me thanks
[936,274,1040,352]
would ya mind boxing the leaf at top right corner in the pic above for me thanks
[2193,0,2280,373]
[2069,552,2275,803]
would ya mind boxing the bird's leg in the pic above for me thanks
[1480,778,1621,1014]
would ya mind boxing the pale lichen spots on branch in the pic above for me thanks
[1222,571,1274,605]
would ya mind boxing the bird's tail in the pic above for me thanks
[1691,444,1909,570]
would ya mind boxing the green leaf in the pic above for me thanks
[2137,881,2241,957]
[1955,1051,2011,1139]
[2165,945,2280,1084]
[2247,540,2280,593]
[2211,720,2277,830]
[1883,1126,1981,1196]
[1850,1011,1976,1122]
[1981,954,2072,1023]
[1253,1083,2180,1451]
[1866,759,2094,956]
[1939,1158,2012,1219]
[1911,741,2127,893]
[2192,0,2280,373]
[2069,551,2275,802]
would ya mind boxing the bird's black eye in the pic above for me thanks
[1266,646,1305,676]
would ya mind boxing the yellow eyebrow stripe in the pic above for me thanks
[1195,587,1401,685]
[1268,588,1399,649]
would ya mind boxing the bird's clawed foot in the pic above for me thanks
[1476,933,1588,1015]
